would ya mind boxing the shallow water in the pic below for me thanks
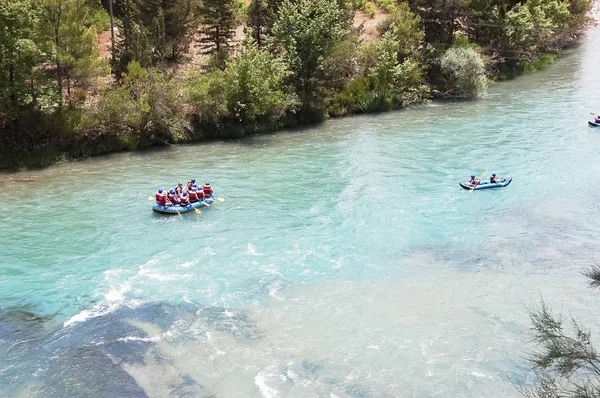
[2,27,600,397]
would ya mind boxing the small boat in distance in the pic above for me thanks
[459,177,512,191]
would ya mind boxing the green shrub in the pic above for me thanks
[88,61,187,144]
[440,46,488,99]
[352,0,367,10]
[327,77,374,116]
[375,0,396,13]
[187,70,229,124]
[518,53,556,72]
[365,1,376,17]
[377,2,423,60]
[366,32,429,109]
[222,40,296,123]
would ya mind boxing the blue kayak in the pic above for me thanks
[459,178,512,191]
[152,195,214,214]
[589,121,599,127]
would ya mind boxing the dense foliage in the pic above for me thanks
[0,0,591,168]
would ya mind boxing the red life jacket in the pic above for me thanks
[203,185,212,197]
[189,191,198,203]
[490,177,498,183]
[187,182,193,191]
[180,195,190,206]
[196,190,205,201]
[175,185,183,195]
[156,192,167,206]
[167,193,179,205]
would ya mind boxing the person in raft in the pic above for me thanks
[188,187,199,203]
[179,191,191,206]
[175,182,183,195]
[167,189,180,206]
[187,178,196,192]
[490,173,499,184]
[194,184,205,201]
[155,189,168,206]
[595,115,600,123]
[468,175,480,185]
[203,182,213,198]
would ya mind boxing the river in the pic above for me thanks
[1,27,600,397]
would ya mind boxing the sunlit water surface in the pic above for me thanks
[2,27,600,398]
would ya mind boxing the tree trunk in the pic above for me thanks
[55,0,63,108]
[108,0,116,62]
[9,63,16,104]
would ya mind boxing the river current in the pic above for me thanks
[1,27,600,397]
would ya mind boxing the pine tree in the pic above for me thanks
[163,0,197,62]
[151,7,168,61]
[41,0,106,104]
[113,0,150,76]
[0,0,45,119]
[271,0,351,119]
[247,0,280,47]
[197,0,236,68]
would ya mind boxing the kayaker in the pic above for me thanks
[167,189,180,206]
[468,175,480,186]
[155,189,167,206]
[175,182,183,195]
[203,182,213,197]
[189,187,199,203]
[180,191,190,206]
[490,173,499,184]
[187,179,196,192]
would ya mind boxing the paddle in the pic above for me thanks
[167,199,183,216]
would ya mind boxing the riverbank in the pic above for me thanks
[0,0,593,171]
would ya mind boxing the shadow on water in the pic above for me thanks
[0,301,263,397]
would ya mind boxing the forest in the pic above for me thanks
[0,0,591,168]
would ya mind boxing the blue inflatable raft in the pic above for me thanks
[589,121,599,127]
[459,177,512,191]
[152,195,214,214]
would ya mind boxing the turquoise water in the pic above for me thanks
[2,27,600,397]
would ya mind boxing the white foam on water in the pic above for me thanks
[117,335,162,343]
[138,260,191,281]
[471,371,496,380]
[248,243,261,255]
[64,270,134,327]
[63,254,174,328]
[177,260,196,269]
[254,371,280,398]
[268,281,284,301]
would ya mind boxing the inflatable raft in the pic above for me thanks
[152,195,214,214]
[459,177,512,191]
[589,121,599,127]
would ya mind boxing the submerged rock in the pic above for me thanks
[197,306,264,341]
[1,301,264,397]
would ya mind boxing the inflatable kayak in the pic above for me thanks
[152,195,214,214]
[589,121,599,127]
[459,177,512,191]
